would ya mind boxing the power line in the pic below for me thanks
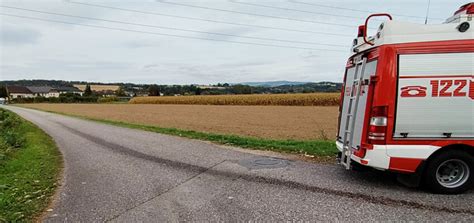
[0,13,348,52]
[424,0,432,24]
[67,1,353,37]
[288,0,444,21]
[229,0,365,20]
[156,0,358,28]
[0,5,347,47]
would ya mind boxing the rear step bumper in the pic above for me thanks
[336,141,390,171]
[336,141,434,173]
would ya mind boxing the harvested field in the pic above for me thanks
[18,104,339,140]
[74,84,120,92]
[129,93,340,106]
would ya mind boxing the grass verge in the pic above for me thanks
[94,119,337,156]
[14,106,338,157]
[0,108,62,222]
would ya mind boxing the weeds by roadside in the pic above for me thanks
[0,110,25,162]
[0,109,62,222]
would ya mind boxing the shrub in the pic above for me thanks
[1,130,24,148]
[11,95,99,104]
[97,96,119,103]
[0,109,25,149]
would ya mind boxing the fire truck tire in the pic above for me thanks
[423,150,474,194]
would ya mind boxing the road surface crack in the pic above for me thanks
[105,160,227,222]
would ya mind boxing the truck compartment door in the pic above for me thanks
[394,52,474,138]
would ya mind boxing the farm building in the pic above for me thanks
[27,86,60,98]
[57,86,84,96]
[6,86,34,99]
[6,85,80,99]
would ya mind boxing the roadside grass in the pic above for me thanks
[97,119,337,156]
[15,107,338,158]
[0,109,62,222]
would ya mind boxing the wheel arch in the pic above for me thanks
[420,143,474,194]
[416,143,473,174]
[428,144,474,161]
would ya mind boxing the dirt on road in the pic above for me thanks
[18,104,338,140]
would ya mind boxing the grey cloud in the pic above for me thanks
[143,63,160,69]
[218,61,270,68]
[196,26,256,41]
[145,60,270,71]
[124,41,160,48]
[0,26,41,45]
[0,0,462,84]
[300,52,320,60]
[28,58,133,70]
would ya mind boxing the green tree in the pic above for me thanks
[231,84,252,94]
[148,85,161,96]
[0,85,8,98]
[83,84,92,96]
[115,86,127,97]
[195,87,202,95]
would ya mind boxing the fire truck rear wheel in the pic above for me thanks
[423,150,474,194]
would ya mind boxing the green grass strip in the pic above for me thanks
[95,118,337,157]
[16,107,338,157]
[0,109,62,222]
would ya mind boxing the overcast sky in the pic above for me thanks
[0,0,468,84]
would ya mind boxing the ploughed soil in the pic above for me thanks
[19,104,338,140]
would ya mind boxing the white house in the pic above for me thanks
[26,86,60,98]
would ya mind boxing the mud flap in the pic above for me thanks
[396,161,426,188]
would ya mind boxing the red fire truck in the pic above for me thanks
[336,3,474,194]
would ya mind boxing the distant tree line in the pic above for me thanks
[1,80,342,98]
[0,80,74,88]
[141,83,341,96]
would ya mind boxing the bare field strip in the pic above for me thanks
[18,104,338,140]
[73,84,120,92]
[130,93,340,106]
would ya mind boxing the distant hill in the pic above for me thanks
[238,81,311,87]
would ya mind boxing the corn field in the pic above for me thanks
[129,93,340,106]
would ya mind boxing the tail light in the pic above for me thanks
[353,146,366,158]
[368,106,388,143]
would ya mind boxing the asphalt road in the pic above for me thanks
[5,106,474,222]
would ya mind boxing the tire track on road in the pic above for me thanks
[56,122,474,215]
